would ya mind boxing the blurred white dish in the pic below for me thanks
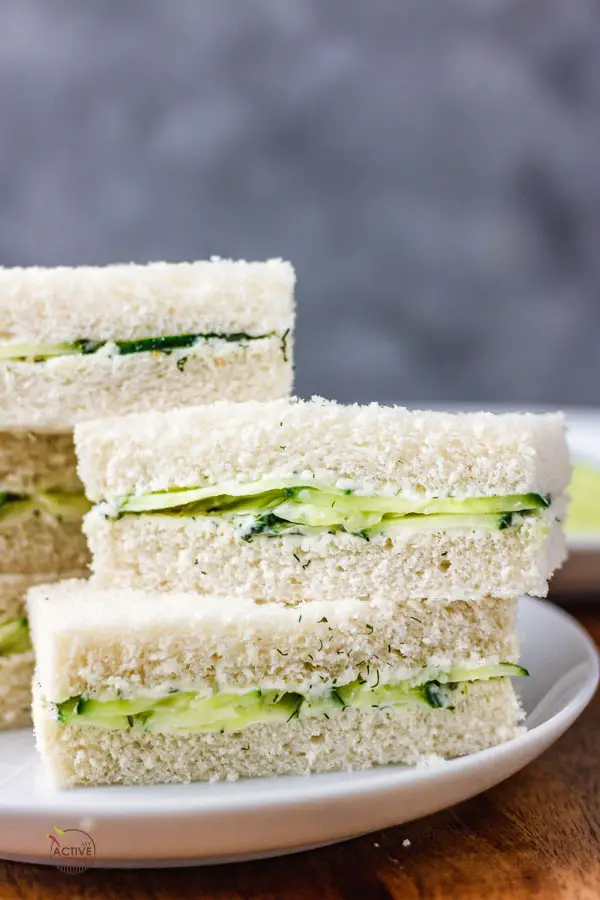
[0,596,596,868]
[563,410,600,549]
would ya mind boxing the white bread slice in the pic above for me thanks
[0,430,80,493]
[0,336,292,430]
[0,259,294,342]
[84,507,566,602]
[0,512,89,574]
[0,652,34,731]
[27,580,518,700]
[33,679,523,786]
[74,397,570,503]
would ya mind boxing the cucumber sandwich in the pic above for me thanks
[0,430,89,730]
[29,582,526,786]
[0,572,85,730]
[0,259,295,428]
[0,430,90,575]
[76,397,570,603]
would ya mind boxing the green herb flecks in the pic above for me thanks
[498,512,513,530]
[422,681,455,710]
[280,328,290,363]
[240,513,290,541]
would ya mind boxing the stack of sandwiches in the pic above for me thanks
[0,258,295,733]
[28,398,569,786]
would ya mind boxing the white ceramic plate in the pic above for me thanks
[0,596,596,868]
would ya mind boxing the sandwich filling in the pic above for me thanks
[0,618,31,655]
[105,478,552,540]
[54,663,527,734]
[0,490,90,525]
[0,330,290,363]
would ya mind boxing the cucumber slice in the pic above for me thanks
[236,512,521,540]
[0,341,80,361]
[36,491,91,521]
[114,479,550,538]
[54,664,529,734]
[295,489,548,517]
[149,693,302,734]
[369,513,509,536]
[58,688,303,733]
[56,697,82,724]
[58,695,136,729]
[272,500,383,531]
[77,695,164,718]
[436,493,549,513]
[335,681,363,707]
[0,490,88,524]
[443,663,529,682]
[0,617,31,655]
[74,712,133,730]
[339,680,440,712]
[295,488,416,516]
[117,480,331,514]
[114,332,272,356]
[0,332,275,363]
[119,483,293,514]
[0,495,32,523]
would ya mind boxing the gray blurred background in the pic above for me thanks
[0,0,599,406]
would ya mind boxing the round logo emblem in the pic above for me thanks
[47,827,96,874]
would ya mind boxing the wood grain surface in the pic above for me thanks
[0,602,597,900]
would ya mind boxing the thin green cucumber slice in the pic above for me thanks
[0,332,275,363]
[0,342,80,361]
[117,481,550,519]
[53,665,529,733]
[36,491,91,520]
[295,488,549,517]
[0,618,31,655]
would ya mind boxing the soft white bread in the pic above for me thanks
[0,652,34,730]
[33,679,523,786]
[0,259,294,341]
[0,513,89,574]
[0,430,80,493]
[27,580,518,700]
[74,398,570,503]
[84,508,566,602]
[0,337,292,430]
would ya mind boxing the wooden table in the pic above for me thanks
[1,602,598,900]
